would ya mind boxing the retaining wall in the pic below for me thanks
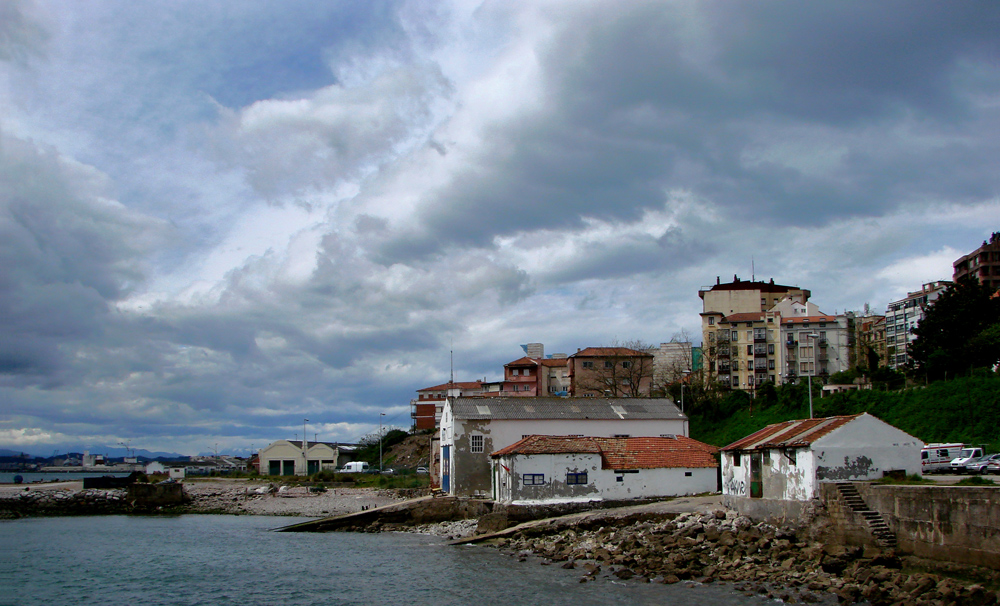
[856,483,1000,569]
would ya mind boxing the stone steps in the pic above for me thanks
[835,482,897,549]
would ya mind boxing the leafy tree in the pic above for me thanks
[909,277,1000,381]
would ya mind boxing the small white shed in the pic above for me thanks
[491,435,719,504]
[721,413,922,503]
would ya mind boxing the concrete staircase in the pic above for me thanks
[835,482,897,549]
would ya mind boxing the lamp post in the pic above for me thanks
[379,413,386,473]
[679,370,691,413]
[804,333,820,418]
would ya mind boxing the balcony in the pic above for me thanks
[818,339,828,348]
[786,340,797,348]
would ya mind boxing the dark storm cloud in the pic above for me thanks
[0,131,168,385]
[0,0,48,64]
[381,1,1000,262]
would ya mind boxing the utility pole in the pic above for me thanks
[805,333,820,418]
[379,413,386,473]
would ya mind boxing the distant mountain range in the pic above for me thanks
[0,445,188,459]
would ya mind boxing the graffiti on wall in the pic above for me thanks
[726,477,746,496]
[816,455,875,481]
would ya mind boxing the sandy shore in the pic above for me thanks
[179,478,411,517]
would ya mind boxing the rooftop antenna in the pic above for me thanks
[752,257,755,282]
[450,338,454,388]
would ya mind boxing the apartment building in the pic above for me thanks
[854,314,887,370]
[885,281,951,370]
[700,276,810,385]
[712,311,783,390]
[953,232,1000,291]
[781,314,854,382]
[411,380,486,430]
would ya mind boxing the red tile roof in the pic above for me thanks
[722,414,863,451]
[417,381,483,392]
[492,435,718,469]
[539,358,569,367]
[491,435,603,456]
[570,347,654,358]
[505,356,538,367]
[722,312,765,323]
[782,315,837,325]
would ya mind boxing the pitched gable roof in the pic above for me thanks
[505,356,538,367]
[417,381,483,392]
[722,414,863,451]
[492,435,718,469]
[450,397,684,420]
[570,347,654,358]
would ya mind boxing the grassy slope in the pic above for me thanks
[690,375,1000,450]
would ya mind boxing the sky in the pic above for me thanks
[2,0,999,457]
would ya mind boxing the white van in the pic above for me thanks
[921,443,965,474]
[338,461,370,473]
[950,447,984,472]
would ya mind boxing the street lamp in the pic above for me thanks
[803,333,820,418]
[679,370,691,413]
[379,413,386,473]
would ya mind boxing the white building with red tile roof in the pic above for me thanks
[491,435,718,504]
[720,413,921,507]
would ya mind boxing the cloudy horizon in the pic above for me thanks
[2,0,999,456]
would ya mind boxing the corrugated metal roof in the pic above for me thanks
[721,414,863,451]
[492,435,718,469]
[450,397,684,420]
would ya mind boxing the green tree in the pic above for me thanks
[909,277,1000,381]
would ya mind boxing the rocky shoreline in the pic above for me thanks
[0,480,410,518]
[485,509,1000,606]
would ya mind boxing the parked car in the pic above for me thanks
[965,453,1000,474]
[380,468,395,475]
[416,466,428,475]
[987,459,1000,475]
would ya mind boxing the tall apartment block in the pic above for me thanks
[953,232,1000,291]
[700,276,852,389]
[885,281,951,370]
[700,276,809,390]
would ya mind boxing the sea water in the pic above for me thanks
[0,515,776,606]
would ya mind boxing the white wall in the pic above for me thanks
[814,414,922,480]
[439,402,688,495]
[495,451,716,504]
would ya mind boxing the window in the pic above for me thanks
[511,369,519,376]
[708,317,715,325]
[566,472,588,485]
[604,361,613,369]
[470,434,484,453]
[684,471,692,477]
[731,331,738,343]
[523,474,545,485]
[582,361,594,369]
[767,344,775,354]
[747,345,752,355]
[768,359,775,370]
[621,361,632,369]
[613,434,630,438]
[733,452,741,467]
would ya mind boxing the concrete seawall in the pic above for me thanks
[855,483,1000,569]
